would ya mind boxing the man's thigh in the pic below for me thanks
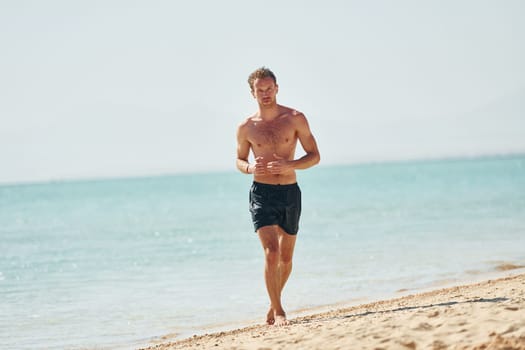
[257,225,281,251]
[258,225,297,257]
[277,226,297,261]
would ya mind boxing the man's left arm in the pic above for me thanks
[291,114,321,170]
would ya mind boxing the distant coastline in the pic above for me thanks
[2,151,524,187]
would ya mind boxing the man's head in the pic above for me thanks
[248,67,277,92]
[248,67,279,107]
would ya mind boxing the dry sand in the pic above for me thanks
[141,272,525,350]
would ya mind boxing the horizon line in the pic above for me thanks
[1,151,524,188]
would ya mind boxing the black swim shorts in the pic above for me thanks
[249,182,302,235]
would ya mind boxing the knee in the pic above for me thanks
[280,253,293,266]
[264,248,280,267]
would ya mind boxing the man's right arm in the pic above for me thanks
[236,123,252,174]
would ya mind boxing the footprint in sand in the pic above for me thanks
[427,310,440,318]
[414,322,433,331]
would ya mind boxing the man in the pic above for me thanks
[236,67,320,326]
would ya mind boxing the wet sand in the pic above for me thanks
[141,272,525,350]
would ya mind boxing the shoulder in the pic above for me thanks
[237,114,256,136]
[279,105,313,136]
[279,105,306,122]
[238,113,256,127]
[279,105,308,128]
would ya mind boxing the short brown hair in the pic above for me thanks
[248,67,277,91]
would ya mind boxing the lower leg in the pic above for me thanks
[266,261,291,325]
[264,253,285,316]
[258,226,296,326]
[271,229,296,326]
[279,260,292,292]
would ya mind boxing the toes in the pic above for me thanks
[274,315,289,326]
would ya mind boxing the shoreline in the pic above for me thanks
[140,270,525,350]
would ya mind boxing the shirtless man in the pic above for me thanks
[236,67,320,326]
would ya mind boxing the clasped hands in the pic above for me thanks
[252,154,293,175]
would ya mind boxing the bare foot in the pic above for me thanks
[274,314,289,326]
[266,307,275,325]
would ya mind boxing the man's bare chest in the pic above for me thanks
[248,122,296,148]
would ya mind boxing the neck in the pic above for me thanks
[258,103,280,121]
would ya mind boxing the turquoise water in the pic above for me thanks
[1,156,524,349]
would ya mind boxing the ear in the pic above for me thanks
[251,89,256,98]
[275,84,279,94]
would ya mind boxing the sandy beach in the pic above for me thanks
[141,271,525,350]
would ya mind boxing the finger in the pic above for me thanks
[273,153,283,160]
[255,156,265,163]
[267,161,281,168]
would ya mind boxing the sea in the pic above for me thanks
[1,155,524,350]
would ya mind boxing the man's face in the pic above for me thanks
[252,77,278,106]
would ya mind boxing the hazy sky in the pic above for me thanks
[1,0,524,184]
